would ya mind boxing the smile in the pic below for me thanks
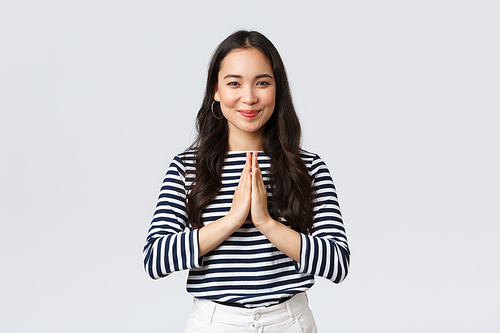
[239,110,260,118]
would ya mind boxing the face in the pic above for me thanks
[214,48,276,143]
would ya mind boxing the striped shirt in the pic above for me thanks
[143,150,350,308]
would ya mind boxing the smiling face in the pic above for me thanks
[214,48,276,150]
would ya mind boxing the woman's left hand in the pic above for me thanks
[250,152,274,230]
[249,152,301,262]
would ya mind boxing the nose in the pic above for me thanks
[241,86,258,105]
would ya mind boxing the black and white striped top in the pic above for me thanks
[143,150,350,308]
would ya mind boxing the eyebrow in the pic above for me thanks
[223,74,274,80]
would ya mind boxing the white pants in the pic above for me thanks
[183,293,318,333]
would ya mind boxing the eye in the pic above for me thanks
[227,82,240,86]
[256,81,270,86]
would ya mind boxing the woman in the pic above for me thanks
[143,30,350,332]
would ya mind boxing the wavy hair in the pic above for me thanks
[186,30,314,234]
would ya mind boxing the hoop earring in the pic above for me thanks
[211,101,224,120]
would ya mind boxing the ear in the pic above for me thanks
[214,87,220,102]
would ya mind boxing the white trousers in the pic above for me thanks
[183,293,318,333]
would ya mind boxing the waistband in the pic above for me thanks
[192,293,309,326]
[213,295,293,308]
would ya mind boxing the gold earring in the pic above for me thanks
[211,100,223,120]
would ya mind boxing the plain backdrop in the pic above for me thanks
[1,1,499,332]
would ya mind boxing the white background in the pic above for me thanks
[1,1,499,332]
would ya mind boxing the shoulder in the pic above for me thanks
[299,149,323,169]
[176,149,196,163]
[168,149,196,175]
[300,149,331,180]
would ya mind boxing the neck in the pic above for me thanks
[227,131,264,151]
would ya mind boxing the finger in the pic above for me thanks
[254,151,259,169]
[252,151,259,173]
[235,154,250,196]
[243,153,253,187]
[251,151,259,181]
[252,166,264,193]
[247,152,253,178]
[252,163,265,196]
[241,152,251,179]
[251,152,257,187]
[247,151,252,167]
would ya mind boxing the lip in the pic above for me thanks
[239,110,260,118]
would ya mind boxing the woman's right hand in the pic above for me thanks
[198,153,252,257]
[225,152,252,227]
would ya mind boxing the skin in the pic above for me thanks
[198,48,301,263]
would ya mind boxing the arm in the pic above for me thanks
[198,153,252,256]
[295,154,350,283]
[249,152,301,262]
[143,155,202,279]
[251,152,350,283]
[144,153,254,279]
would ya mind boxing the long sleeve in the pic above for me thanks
[294,154,350,283]
[143,155,203,279]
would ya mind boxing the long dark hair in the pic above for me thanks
[187,30,314,234]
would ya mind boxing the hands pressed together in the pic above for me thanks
[198,151,301,262]
[226,152,273,231]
